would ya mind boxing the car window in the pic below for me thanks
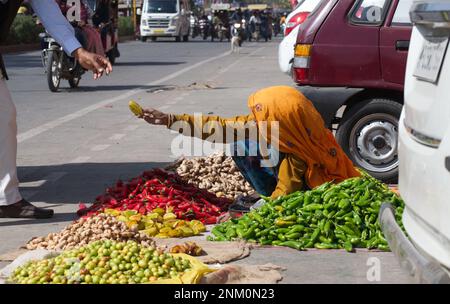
[392,0,414,25]
[350,0,389,24]
[299,0,322,11]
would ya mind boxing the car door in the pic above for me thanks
[379,0,414,86]
[309,0,390,87]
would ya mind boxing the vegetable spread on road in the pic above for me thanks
[209,175,404,252]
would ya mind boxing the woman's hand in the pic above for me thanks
[140,108,169,126]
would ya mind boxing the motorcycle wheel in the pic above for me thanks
[68,76,80,89]
[47,50,61,93]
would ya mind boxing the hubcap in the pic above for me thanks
[349,114,398,173]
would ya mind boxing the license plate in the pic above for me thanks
[153,29,165,34]
[414,38,449,84]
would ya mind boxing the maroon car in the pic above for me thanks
[292,0,413,181]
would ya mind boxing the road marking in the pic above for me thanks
[17,50,234,143]
[19,172,67,188]
[213,47,265,79]
[109,133,126,141]
[91,144,110,152]
[69,156,91,163]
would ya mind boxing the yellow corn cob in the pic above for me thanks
[128,100,144,117]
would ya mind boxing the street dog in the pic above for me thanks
[231,36,241,53]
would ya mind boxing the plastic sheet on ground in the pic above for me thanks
[154,238,252,264]
[0,250,215,284]
[201,264,285,284]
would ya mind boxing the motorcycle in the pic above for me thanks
[252,22,261,42]
[40,32,85,92]
[213,23,230,42]
[191,18,201,38]
[199,18,210,40]
[231,20,246,47]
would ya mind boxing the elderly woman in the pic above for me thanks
[139,86,360,210]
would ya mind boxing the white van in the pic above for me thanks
[379,0,450,283]
[140,0,190,42]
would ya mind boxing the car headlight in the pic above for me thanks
[234,23,241,29]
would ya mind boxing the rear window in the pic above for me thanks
[298,0,322,12]
[392,0,414,25]
[350,0,389,25]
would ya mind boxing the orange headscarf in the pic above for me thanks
[248,86,360,188]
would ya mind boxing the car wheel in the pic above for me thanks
[335,98,403,182]
[141,36,147,42]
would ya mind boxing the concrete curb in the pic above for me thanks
[0,35,135,54]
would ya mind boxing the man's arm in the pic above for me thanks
[30,0,112,79]
[30,0,81,56]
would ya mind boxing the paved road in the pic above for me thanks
[0,38,415,283]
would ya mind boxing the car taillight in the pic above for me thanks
[293,44,311,82]
[285,12,309,36]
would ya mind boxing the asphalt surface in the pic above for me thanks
[0,37,415,283]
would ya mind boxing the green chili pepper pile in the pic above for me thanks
[208,176,404,252]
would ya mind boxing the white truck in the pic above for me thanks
[140,0,190,42]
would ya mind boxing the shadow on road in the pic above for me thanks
[54,84,171,92]
[4,54,42,69]
[17,161,172,208]
[114,61,186,66]
[0,212,76,227]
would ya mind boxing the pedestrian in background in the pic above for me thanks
[0,0,112,219]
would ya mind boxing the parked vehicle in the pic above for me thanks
[140,0,191,42]
[380,0,450,283]
[292,0,414,182]
[278,0,321,74]
[284,0,318,36]
[40,32,85,92]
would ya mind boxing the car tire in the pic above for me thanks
[335,98,403,182]
[141,36,147,42]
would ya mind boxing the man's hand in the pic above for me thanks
[73,48,112,80]
[139,108,169,126]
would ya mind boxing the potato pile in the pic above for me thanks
[26,213,154,251]
[169,152,254,200]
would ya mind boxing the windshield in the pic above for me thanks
[146,0,177,14]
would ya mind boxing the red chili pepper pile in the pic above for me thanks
[77,168,232,224]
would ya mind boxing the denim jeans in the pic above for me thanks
[231,140,285,197]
